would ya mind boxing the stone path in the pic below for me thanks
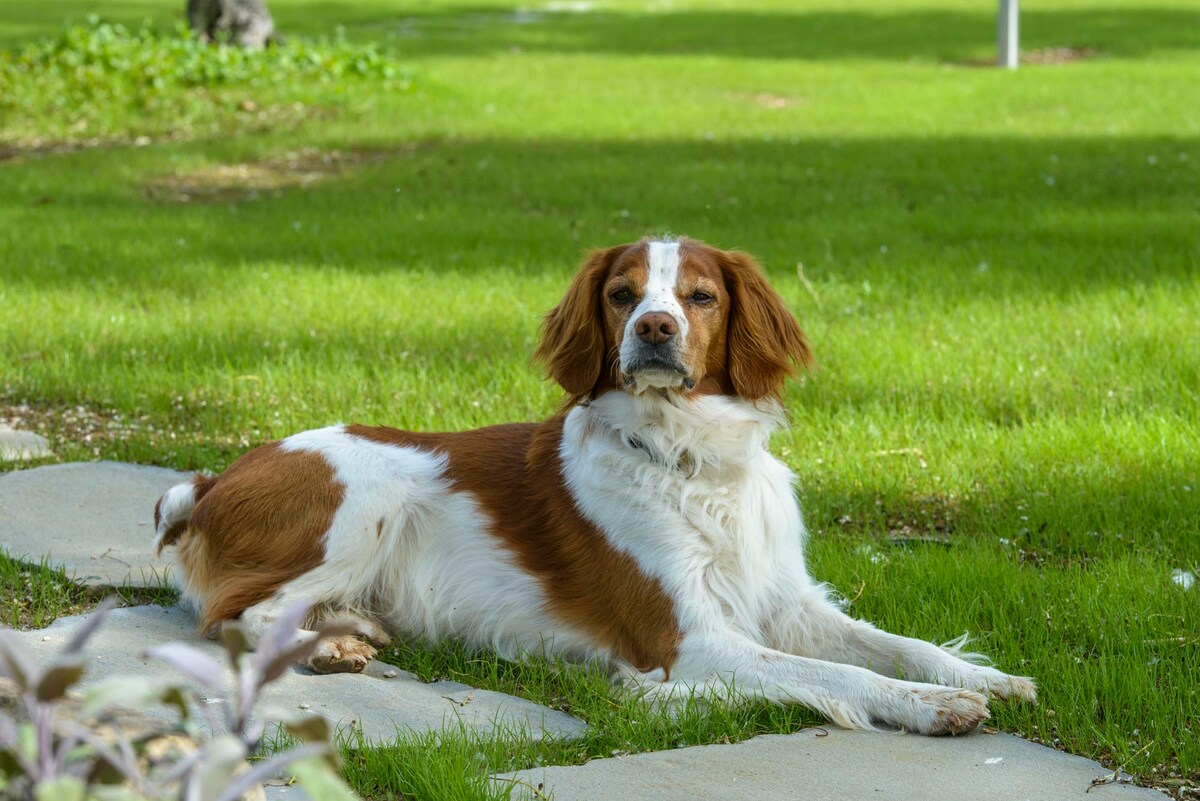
[0,460,1171,800]
[0,461,190,586]
[0,422,52,461]
[497,728,1166,800]
[15,605,585,744]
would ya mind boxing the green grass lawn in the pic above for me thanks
[1,0,1197,798]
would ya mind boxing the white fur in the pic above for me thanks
[621,239,692,393]
[634,240,688,338]
[152,482,198,552]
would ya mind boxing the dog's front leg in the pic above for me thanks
[650,628,991,735]
[762,580,1036,704]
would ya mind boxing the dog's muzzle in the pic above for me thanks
[622,343,694,390]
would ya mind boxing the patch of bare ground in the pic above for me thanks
[0,398,252,463]
[727,91,805,109]
[960,46,1096,67]
[0,99,328,163]
[141,145,398,203]
[2,401,159,458]
[1023,46,1097,65]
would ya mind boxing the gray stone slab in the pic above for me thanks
[496,728,1166,801]
[0,461,189,586]
[263,781,312,801]
[0,424,53,461]
[21,605,586,744]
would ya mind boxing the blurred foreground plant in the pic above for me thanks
[0,597,358,801]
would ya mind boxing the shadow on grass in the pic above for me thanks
[346,5,1200,62]
[4,134,1196,296]
[799,460,1200,563]
[3,4,1197,62]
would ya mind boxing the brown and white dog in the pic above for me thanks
[153,237,1035,734]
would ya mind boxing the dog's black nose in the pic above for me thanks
[634,313,678,345]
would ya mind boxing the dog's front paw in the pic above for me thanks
[307,636,377,674]
[986,673,1037,703]
[903,686,990,736]
[960,667,1038,704]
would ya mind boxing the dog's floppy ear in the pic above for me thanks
[535,244,629,403]
[719,250,814,401]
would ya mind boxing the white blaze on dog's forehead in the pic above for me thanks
[631,240,688,336]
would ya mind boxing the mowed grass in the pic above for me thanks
[1,0,1198,797]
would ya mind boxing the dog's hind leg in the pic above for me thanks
[234,584,379,675]
[319,608,392,649]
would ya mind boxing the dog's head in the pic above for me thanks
[536,237,813,405]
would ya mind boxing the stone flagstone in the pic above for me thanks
[495,728,1166,801]
[0,461,190,586]
[19,605,587,744]
[0,423,53,461]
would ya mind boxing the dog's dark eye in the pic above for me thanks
[609,288,634,305]
[690,291,714,305]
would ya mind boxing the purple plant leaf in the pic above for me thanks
[258,623,357,686]
[235,663,260,732]
[220,625,249,666]
[249,600,314,670]
[144,642,227,693]
[52,730,93,783]
[51,729,83,777]
[0,630,40,689]
[242,718,265,746]
[192,734,249,801]
[287,754,359,800]
[66,722,145,788]
[34,657,86,703]
[0,717,36,776]
[160,745,206,785]
[280,711,331,744]
[0,708,21,745]
[62,596,118,655]
[84,675,194,723]
[214,742,330,801]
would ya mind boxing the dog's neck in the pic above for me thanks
[578,390,785,476]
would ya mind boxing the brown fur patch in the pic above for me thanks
[177,443,344,633]
[345,422,684,674]
[534,244,634,408]
[717,248,814,400]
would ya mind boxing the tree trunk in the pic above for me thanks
[186,0,280,49]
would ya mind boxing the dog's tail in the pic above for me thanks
[152,476,215,554]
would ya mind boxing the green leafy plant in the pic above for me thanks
[0,597,358,801]
[0,18,412,146]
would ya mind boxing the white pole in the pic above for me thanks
[998,0,1019,69]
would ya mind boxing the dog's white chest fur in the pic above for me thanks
[562,393,808,641]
